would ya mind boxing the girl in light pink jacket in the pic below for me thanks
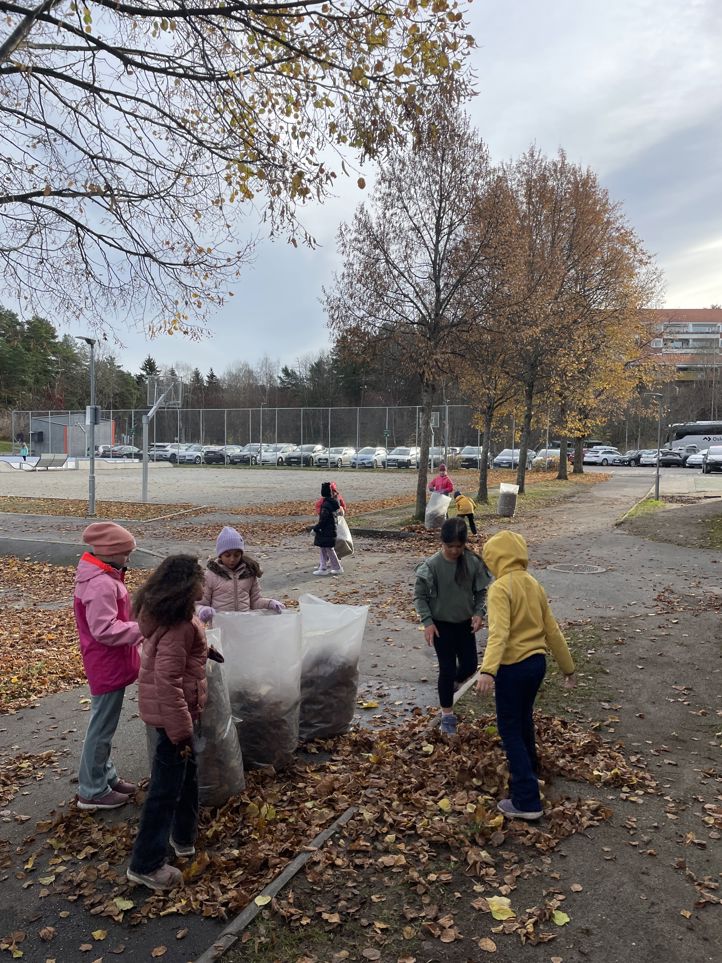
[198,527,284,623]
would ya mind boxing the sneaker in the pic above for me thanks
[330,567,344,576]
[77,789,128,811]
[126,862,184,892]
[497,798,543,821]
[111,779,138,795]
[169,837,196,858]
[440,713,457,735]
[313,568,329,575]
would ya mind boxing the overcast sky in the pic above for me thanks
[119,0,722,375]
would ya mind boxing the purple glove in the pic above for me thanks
[198,606,215,624]
[268,599,285,613]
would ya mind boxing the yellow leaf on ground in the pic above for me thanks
[112,897,134,912]
[91,930,107,941]
[487,896,515,921]
[437,798,451,812]
[254,895,272,906]
[552,910,570,926]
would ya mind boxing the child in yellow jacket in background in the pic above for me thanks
[453,490,477,535]
[476,530,576,821]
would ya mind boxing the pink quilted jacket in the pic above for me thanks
[137,613,208,745]
[200,558,273,612]
[73,553,142,696]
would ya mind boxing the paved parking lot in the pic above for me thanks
[1,461,721,509]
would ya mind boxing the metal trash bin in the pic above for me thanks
[497,482,519,518]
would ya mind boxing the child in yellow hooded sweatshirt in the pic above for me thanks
[476,530,576,821]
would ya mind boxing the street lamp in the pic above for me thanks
[645,392,664,501]
[259,402,266,469]
[75,336,97,516]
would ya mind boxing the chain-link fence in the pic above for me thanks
[11,405,487,456]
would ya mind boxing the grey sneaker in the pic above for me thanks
[313,568,330,576]
[170,837,196,858]
[76,789,128,811]
[497,798,543,821]
[126,862,184,891]
[440,713,457,735]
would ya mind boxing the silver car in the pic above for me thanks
[177,443,205,464]
[386,446,420,468]
[314,446,356,468]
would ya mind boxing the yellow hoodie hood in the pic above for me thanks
[482,530,528,578]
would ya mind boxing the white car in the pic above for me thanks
[702,445,722,473]
[583,446,620,466]
[532,448,561,469]
[314,446,356,468]
[386,446,420,468]
[639,449,660,466]
[260,443,297,465]
[685,448,707,469]
[177,443,205,464]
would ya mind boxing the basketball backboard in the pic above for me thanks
[146,376,182,409]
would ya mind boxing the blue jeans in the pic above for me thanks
[129,728,199,875]
[77,687,125,800]
[494,654,546,811]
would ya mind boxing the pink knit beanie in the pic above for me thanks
[216,526,244,556]
[82,522,136,556]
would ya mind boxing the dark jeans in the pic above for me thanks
[433,619,478,709]
[460,513,477,534]
[129,728,198,875]
[495,654,546,811]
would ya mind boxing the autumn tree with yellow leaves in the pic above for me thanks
[0,0,474,337]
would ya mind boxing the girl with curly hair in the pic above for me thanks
[126,555,208,892]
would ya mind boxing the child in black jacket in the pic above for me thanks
[313,481,344,576]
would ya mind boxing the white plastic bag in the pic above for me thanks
[335,515,354,559]
[425,491,451,530]
[197,629,245,806]
[144,629,245,807]
[298,594,368,741]
[216,611,302,770]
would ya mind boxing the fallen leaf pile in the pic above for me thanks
[135,519,310,545]
[0,608,85,713]
[0,558,77,602]
[0,496,197,521]
[12,712,654,932]
[0,750,60,807]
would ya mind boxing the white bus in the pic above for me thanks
[666,421,722,451]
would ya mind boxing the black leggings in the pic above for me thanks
[459,513,477,534]
[433,619,478,708]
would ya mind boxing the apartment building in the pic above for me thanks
[644,307,722,378]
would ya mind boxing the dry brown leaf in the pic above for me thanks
[151,948,167,959]
[478,937,497,952]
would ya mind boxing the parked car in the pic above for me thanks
[95,444,113,457]
[639,449,660,466]
[658,449,685,468]
[685,448,707,469]
[284,444,325,467]
[672,444,700,465]
[387,446,420,468]
[613,449,643,466]
[146,442,173,461]
[314,446,356,468]
[350,446,387,468]
[203,445,243,465]
[492,448,536,469]
[260,443,297,465]
[702,445,722,473]
[459,445,483,468]
[428,446,446,468]
[104,445,143,460]
[583,446,620,466]
[531,448,561,469]
[164,443,191,464]
[176,443,205,464]
[229,443,261,465]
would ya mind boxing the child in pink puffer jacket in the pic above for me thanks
[73,522,143,812]
[198,527,284,624]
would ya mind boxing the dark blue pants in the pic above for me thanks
[494,654,546,811]
[129,728,198,874]
[433,619,478,708]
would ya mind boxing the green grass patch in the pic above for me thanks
[0,440,12,453]
[706,513,722,549]
[622,497,665,521]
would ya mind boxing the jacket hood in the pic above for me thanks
[75,553,123,584]
[482,530,528,577]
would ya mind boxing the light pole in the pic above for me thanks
[259,402,265,469]
[75,336,97,516]
[646,392,663,501]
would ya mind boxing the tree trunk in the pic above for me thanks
[476,402,494,503]
[415,380,435,520]
[573,437,584,473]
[557,437,569,480]
[515,380,535,494]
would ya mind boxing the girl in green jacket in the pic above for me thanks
[413,518,491,734]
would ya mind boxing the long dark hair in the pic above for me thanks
[134,554,203,627]
[440,517,470,586]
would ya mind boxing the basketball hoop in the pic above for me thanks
[147,376,182,409]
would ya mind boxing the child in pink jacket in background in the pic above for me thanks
[73,522,143,811]
[197,526,284,624]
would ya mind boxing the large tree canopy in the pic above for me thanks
[0,0,473,337]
